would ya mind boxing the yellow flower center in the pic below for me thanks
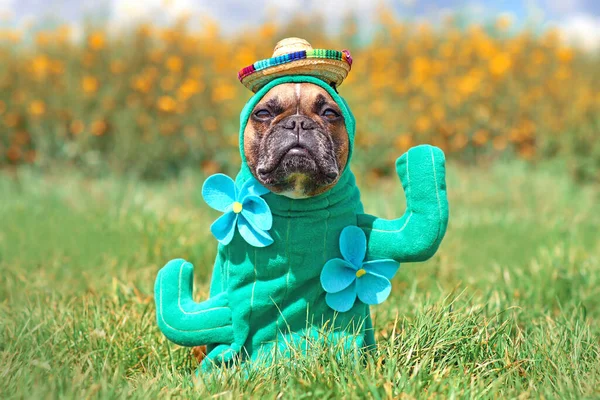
[356,269,366,278]
[232,202,243,214]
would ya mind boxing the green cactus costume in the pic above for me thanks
[154,75,449,373]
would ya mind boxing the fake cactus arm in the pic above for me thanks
[154,259,234,347]
[357,145,449,263]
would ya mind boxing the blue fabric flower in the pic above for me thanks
[320,226,400,312]
[202,174,273,247]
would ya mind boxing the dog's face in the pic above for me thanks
[244,83,349,198]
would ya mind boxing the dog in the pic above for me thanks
[193,82,351,365]
[244,82,349,199]
[155,75,449,373]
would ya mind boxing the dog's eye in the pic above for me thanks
[322,109,340,120]
[254,109,272,119]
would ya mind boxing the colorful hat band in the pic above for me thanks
[238,49,353,82]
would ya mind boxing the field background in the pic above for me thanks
[1,2,600,399]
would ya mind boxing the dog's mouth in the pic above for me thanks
[258,144,310,175]
[256,141,339,185]
[285,146,310,158]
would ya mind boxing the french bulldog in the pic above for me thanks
[244,82,349,198]
[156,76,449,373]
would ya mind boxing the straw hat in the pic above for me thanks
[238,37,353,93]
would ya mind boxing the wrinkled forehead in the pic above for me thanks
[254,82,339,113]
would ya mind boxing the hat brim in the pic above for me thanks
[239,50,352,93]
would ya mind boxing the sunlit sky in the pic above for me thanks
[1,0,599,50]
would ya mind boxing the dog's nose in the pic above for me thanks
[282,115,317,132]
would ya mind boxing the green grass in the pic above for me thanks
[1,162,599,399]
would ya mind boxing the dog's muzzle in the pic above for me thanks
[256,115,338,182]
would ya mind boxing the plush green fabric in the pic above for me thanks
[154,75,449,373]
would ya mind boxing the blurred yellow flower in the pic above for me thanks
[509,128,523,143]
[394,134,413,151]
[477,38,496,59]
[259,23,276,39]
[211,84,236,103]
[556,48,574,63]
[157,96,177,113]
[177,79,205,101]
[440,42,454,59]
[452,133,469,151]
[82,76,99,94]
[369,72,387,90]
[31,55,50,77]
[414,116,431,134]
[132,76,152,93]
[166,56,183,73]
[235,48,257,67]
[88,32,106,51]
[410,56,432,84]
[457,73,481,96]
[35,31,51,46]
[472,129,489,146]
[90,120,107,136]
[70,120,85,136]
[28,100,46,117]
[489,52,512,76]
